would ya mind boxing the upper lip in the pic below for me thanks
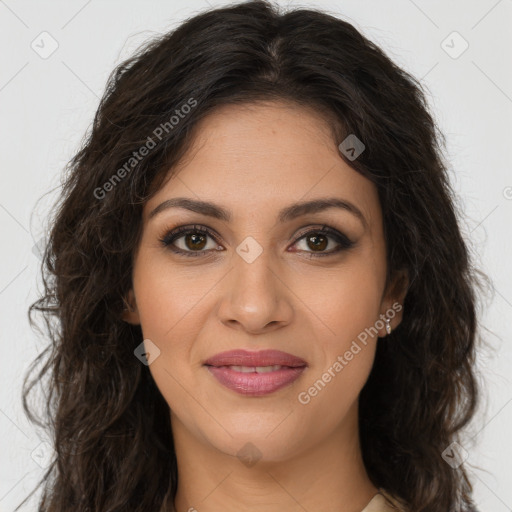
[203,349,307,368]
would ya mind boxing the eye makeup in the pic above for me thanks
[157,223,356,259]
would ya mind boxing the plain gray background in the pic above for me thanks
[1,0,511,510]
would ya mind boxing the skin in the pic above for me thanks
[123,100,408,512]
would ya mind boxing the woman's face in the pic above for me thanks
[124,101,406,463]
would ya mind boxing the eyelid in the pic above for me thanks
[158,224,221,256]
[159,224,218,244]
[293,224,353,245]
[158,223,355,257]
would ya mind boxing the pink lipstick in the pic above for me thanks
[203,349,307,396]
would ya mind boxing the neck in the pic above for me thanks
[168,401,378,512]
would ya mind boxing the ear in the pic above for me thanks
[122,289,141,325]
[377,269,409,337]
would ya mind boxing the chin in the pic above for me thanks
[199,422,311,465]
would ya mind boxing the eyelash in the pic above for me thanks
[158,224,355,258]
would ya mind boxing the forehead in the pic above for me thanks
[145,101,381,228]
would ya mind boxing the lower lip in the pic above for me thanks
[205,365,306,396]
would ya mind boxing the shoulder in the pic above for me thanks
[371,489,481,512]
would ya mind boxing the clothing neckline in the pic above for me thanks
[362,488,403,511]
[167,488,402,512]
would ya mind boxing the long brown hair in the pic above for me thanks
[20,1,491,510]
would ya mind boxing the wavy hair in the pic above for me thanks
[20,1,490,510]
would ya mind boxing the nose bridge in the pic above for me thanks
[232,241,279,307]
[218,238,292,331]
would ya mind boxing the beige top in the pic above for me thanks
[362,489,406,512]
[167,488,406,511]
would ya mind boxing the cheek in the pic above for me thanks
[131,258,208,417]
[132,251,210,341]
[295,268,381,429]
[291,255,384,410]
[295,258,384,348]
[296,345,375,443]
[131,253,216,393]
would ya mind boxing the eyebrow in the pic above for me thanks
[148,196,367,228]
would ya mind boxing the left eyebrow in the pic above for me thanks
[148,196,367,228]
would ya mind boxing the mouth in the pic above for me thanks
[203,349,307,396]
[212,364,293,373]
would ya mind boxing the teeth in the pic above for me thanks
[229,365,283,373]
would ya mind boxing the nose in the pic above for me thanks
[216,249,294,335]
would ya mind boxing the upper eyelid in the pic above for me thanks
[161,224,352,249]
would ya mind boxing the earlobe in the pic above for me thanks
[122,289,141,325]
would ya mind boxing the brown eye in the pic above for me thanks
[305,233,328,252]
[292,226,354,256]
[160,224,354,259]
[183,232,208,251]
[160,225,222,257]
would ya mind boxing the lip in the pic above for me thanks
[203,349,308,396]
[203,349,307,368]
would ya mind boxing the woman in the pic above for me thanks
[20,1,487,510]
